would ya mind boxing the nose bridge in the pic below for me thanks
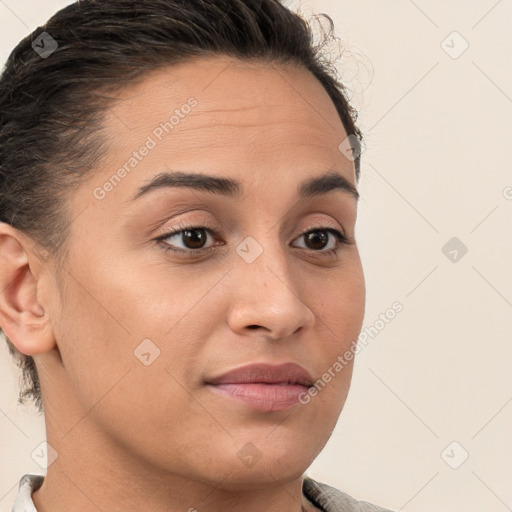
[232,206,305,295]
[227,226,316,339]
[235,224,290,290]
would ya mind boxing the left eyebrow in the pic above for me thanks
[130,169,359,202]
[298,170,359,202]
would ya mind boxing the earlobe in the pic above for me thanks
[0,222,56,356]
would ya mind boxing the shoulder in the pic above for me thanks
[303,475,395,512]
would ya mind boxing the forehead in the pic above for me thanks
[107,55,343,124]
[78,56,356,213]
[102,55,350,153]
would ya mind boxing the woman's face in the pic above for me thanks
[41,56,365,485]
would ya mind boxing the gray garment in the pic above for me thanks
[303,475,395,511]
[11,473,394,512]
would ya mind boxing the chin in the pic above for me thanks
[212,459,311,491]
[216,437,318,489]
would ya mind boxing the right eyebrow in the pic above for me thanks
[130,168,359,202]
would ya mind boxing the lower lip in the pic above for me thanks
[207,383,309,412]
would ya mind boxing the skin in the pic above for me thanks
[0,55,365,512]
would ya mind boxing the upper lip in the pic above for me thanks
[205,362,314,387]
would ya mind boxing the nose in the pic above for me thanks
[226,240,316,341]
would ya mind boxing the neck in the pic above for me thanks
[32,467,310,512]
[31,418,311,512]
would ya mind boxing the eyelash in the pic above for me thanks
[154,222,353,258]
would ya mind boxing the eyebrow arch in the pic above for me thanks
[130,169,359,202]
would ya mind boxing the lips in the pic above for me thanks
[205,362,314,412]
[206,362,314,387]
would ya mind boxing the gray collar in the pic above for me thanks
[12,473,394,512]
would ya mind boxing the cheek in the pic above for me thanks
[51,255,146,409]
[53,273,205,442]
[54,292,132,409]
[313,263,366,341]
[306,263,365,398]
[53,263,213,408]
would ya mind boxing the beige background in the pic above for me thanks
[1,1,511,511]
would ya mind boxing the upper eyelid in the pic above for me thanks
[158,222,344,239]
[158,212,344,235]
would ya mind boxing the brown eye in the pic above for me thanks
[157,226,218,254]
[303,230,329,251]
[156,225,351,257]
[180,228,208,249]
[292,227,351,257]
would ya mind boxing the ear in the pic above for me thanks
[0,222,56,355]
